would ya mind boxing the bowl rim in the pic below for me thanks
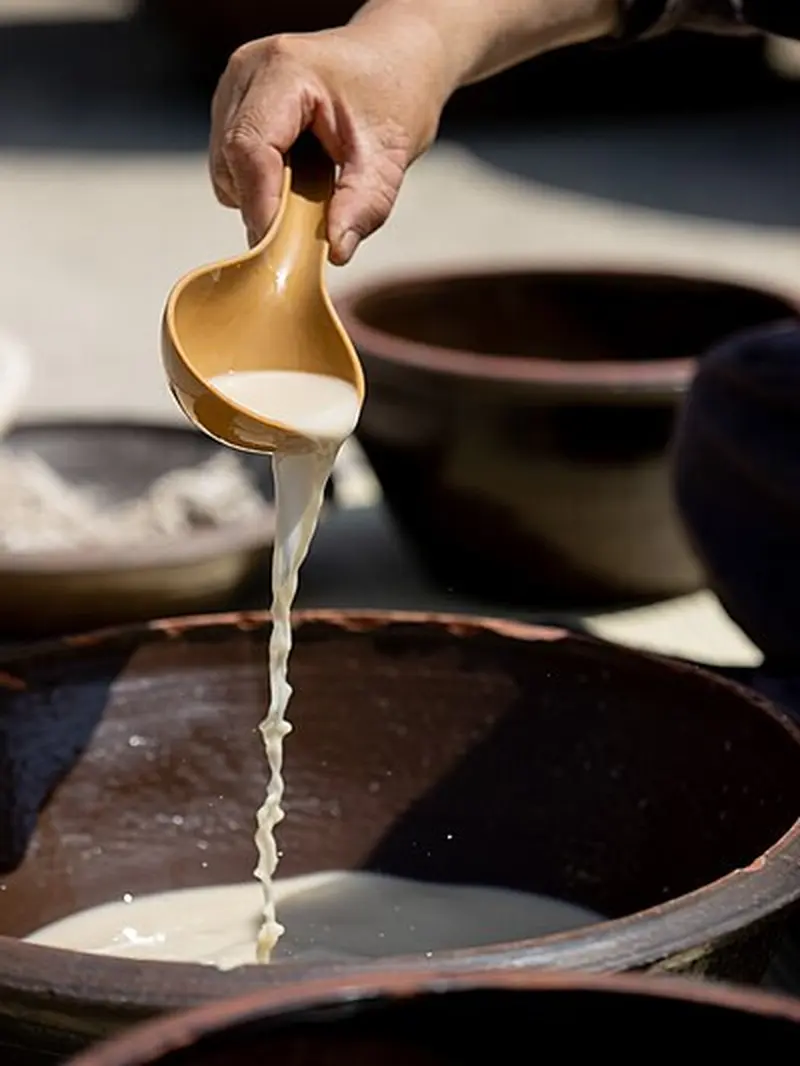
[1,609,799,1018]
[67,967,800,1066]
[0,418,277,574]
[0,330,30,420]
[335,265,799,398]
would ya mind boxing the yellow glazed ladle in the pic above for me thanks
[161,134,364,454]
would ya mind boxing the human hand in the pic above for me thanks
[208,23,448,264]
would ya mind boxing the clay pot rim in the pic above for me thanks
[335,265,799,399]
[0,419,277,574]
[2,609,800,1014]
[67,968,800,1066]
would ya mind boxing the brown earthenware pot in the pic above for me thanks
[0,611,799,1062]
[65,969,800,1066]
[0,422,279,637]
[336,269,797,606]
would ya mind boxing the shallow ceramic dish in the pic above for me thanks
[0,421,279,637]
[66,969,800,1066]
[0,610,799,1061]
[336,267,796,605]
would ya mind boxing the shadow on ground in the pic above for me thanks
[445,101,800,228]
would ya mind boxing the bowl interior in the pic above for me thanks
[349,272,791,364]
[2,421,274,507]
[0,613,799,958]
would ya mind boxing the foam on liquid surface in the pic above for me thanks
[210,370,361,960]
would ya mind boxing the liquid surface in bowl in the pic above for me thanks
[210,370,361,961]
[27,871,602,969]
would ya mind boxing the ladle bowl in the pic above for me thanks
[161,136,364,454]
[66,969,800,1066]
[0,610,799,1062]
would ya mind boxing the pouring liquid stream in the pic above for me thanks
[210,368,362,960]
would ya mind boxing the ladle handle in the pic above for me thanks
[271,132,336,279]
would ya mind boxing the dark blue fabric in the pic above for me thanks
[0,656,124,872]
[674,319,800,674]
[617,0,800,38]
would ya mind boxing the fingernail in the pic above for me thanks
[336,230,359,264]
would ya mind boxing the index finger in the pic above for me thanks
[209,56,251,210]
[219,76,311,246]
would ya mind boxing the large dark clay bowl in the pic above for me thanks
[67,970,800,1066]
[1,611,800,1062]
[337,269,796,605]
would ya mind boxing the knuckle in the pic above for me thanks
[226,41,255,75]
[360,162,404,233]
[259,33,294,63]
[223,120,263,162]
[358,195,392,235]
[210,159,235,200]
[232,33,292,72]
[214,183,237,208]
[209,158,225,188]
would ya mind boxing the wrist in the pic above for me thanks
[459,0,620,85]
[344,1,459,106]
[347,0,618,93]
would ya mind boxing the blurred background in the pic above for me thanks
[0,0,799,661]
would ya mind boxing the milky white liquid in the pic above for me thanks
[26,871,602,970]
[210,370,361,961]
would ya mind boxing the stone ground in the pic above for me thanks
[2,0,799,664]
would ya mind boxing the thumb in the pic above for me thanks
[326,144,406,265]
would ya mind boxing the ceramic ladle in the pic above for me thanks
[161,134,364,454]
